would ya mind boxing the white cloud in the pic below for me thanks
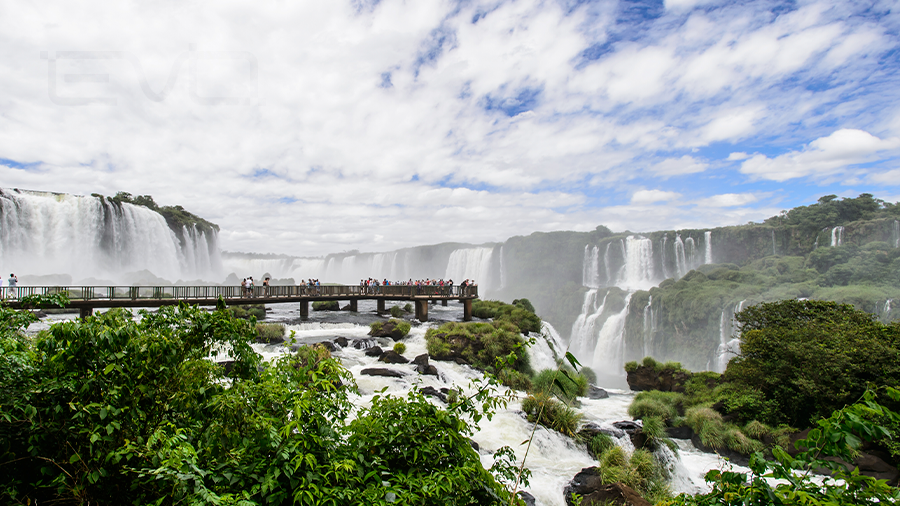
[727,152,750,161]
[696,193,758,207]
[870,169,900,185]
[631,189,682,204]
[649,156,708,177]
[740,129,900,182]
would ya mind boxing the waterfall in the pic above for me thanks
[591,294,632,375]
[893,221,899,248]
[685,237,696,271]
[831,226,844,247]
[619,236,656,290]
[444,247,494,291]
[704,231,712,265]
[0,189,219,282]
[582,245,600,288]
[498,246,506,290]
[660,234,670,280]
[530,322,568,372]
[713,299,745,373]
[674,234,687,278]
[569,289,608,361]
[642,296,655,358]
[603,242,612,286]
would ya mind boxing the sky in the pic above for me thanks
[1,0,899,257]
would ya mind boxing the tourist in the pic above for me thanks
[241,278,247,297]
[6,273,16,300]
[263,277,270,296]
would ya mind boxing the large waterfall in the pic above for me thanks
[713,300,745,373]
[569,233,713,380]
[0,189,221,283]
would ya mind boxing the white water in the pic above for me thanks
[251,312,738,505]
[591,294,632,376]
[0,189,221,282]
[674,234,688,278]
[704,231,712,265]
[893,221,899,248]
[445,247,494,291]
[714,300,745,373]
[499,246,507,290]
[831,226,844,247]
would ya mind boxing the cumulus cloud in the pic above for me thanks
[740,129,900,182]
[649,156,709,177]
[696,193,759,207]
[631,189,682,204]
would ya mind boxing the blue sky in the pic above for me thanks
[1,0,899,255]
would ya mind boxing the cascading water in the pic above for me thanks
[704,231,712,265]
[445,247,494,291]
[685,237,696,270]
[831,226,844,247]
[893,221,899,248]
[569,290,608,362]
[714,299,745,373]
[642,296,655,358]
[674,234,687,278]
[591,294,633,375]
[660,234,669,279]
[499,246,506,290]
[582,245,600,288]
[0,189,220,282]
[619,236,656,290]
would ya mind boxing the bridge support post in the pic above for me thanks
[299,301,309,321]
[463,299,472,321]
[415,300,428,322]
[441,299,448,307]
[348,299,357,312]
[80,307,93,320]
[377,299,385,313]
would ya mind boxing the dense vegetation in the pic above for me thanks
[0,298,526,505]
[471,299,542,334]
[105,191,220,239]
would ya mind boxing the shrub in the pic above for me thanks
[229,304,266,320]
[641,416,677,452]
[470,300,542,334]
[531,368,586,402]
[521,393,582,436]
[389,305,403,318]
[586,433,615,458]
[403,303,413,313]
[312,300,340,311]
[393,342,406,355]
[628,391,682,422]
[369,321,383,334]
[624,361,640,373]
[579,367,597,385]
[256,322,285,343]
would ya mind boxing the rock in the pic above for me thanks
[364,346,384,357]
[666,426,693,440]
[586,385,609,399]
[369,320,409,340]
[612,421,641,433]
[626,364,692,392]
[378,350,410,364]
[315,341,336,352]
[469,439,480,452]
[578,422,626,441]
[420,386,447,402]
[517,491,535,506]
[216,360,236,375]
[312,300,340,311]
[412,354,430,366]
[353,338,377,350]
[360,368,407,378]
[333,336,349,348]
[629,428,648,451]
[416,364,439,376]
[563,467,652,506]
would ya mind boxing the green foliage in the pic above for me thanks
[370,321,383,334]
[728,299,900,427]
[403,303,413,313]
[393,319,411,337]
[531,368,587,403]
[229,304,266,319]
[586,433,615,458]
[312,300,341,311]
[255,322,285,343]
[511,298,535,313]
[628,391,683,422]
[470,299,542,334]
[424,320,532,389]
[661,387,900,506]
[393,342,407,355]
[521,393,582,437]
[389,305,404,318]
[624,360,640,373]
[593,445,671,503]
[0,302,525,505]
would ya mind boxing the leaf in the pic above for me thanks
[565,352,581,371]
[103,363,115,375]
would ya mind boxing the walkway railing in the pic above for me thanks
[2,284,478,302]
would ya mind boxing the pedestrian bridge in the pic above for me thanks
[4,284,478,322]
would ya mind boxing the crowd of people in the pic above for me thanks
[358,277,475,295]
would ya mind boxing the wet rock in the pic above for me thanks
[416,364,439,376]
[420,386,447,402]
[413,354,430,366]
[612,421,641,433]
[563,467,651,506]
[666,426,693,440]
[360,368,407,378]
[578,422,626,441]
[353,338,377,350]
[315,341,336,352]
[364,346,384,357]
[469,439,479,452]
[517,491,535,506]
[369,320,409,340]
[626,364,692,392]
[378,350,409,364]
[586,385,609,399]
[333,336,349,348]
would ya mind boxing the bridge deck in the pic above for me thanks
[3,284,478,322]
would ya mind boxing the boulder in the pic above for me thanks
[360,368,407,378]
[578,422,626,441]
[626,364,692,392]
[378,350,410,364]
[312,300,340,311]
[420,386,447,402]
[369,320,409,340]
[315,341,336,352]
[586,385,609,399]
[413,354,430,366]
[365,346,384,357]
[563,468,651,506]
[353,338,377,350]
[517,491,536,506]
[416,364,439,376]
[333,336,349,348]
[612,421,641,433]
[666,426,693,440]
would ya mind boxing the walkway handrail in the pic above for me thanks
[2,284,478,302]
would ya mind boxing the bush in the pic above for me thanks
[531,368,586,403]
[586,433,615,458]
[229,304,266,319]
[521,393,582,436]
[470,300,542,334]
[256,322,285,343]
[393,342,406,355]
[403,303,413,313]
[312,300,340,311]
[425,320,532,384]
[628,391,682,422]
[389,305,404,318]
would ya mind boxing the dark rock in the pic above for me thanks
[315,341,336,352]
[360,368,407,378]
[666,426,693,440]
[32,310,48,318]
[578,422,626,441]
[586,385,609,399]
[412,354,430,366]
[420,386,447,402]
[612,421,641,433]
[517,491,535,506]
[563,467,652,506]
[353,338,377,350]
[369,320,408,340]
[470,439,480,452]
[629,428,648,451]
[416,364,439,376]
[333,336,349,348]
[364,346,384,357]
[216,360,236,375]
[626,364,692,392]
[378,350,410,364]
[453,357,470,365]
[312,300,340,311]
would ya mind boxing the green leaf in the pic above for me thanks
[564,352,581,371]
